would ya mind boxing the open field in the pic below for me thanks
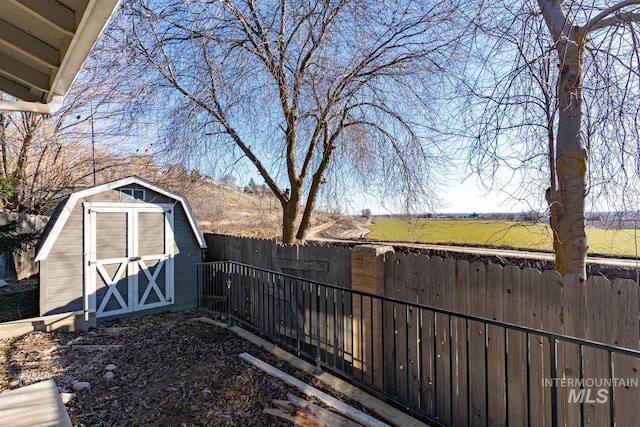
[365,218,640,257]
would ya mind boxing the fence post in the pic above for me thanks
[226,277,232,327]
[351,244,394,389]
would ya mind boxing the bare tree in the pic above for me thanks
[127,0,462,243]
[456,1,640,277]
[0,107,132,213]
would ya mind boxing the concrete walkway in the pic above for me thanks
[0,380,71,427]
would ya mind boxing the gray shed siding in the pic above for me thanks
[172,203,202,309]
[40,204,84,315]
[40,183,203,318]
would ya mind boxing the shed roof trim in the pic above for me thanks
[35,176,207,261]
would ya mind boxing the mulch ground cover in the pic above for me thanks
[0,310,370,426]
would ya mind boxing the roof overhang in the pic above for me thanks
[35,176,208,262]
[0,0,122,113]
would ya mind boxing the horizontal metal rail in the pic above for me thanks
[197,261,640,426]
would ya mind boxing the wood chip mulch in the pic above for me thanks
[0,310,371,426]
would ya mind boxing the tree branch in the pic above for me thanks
[583,0,640,33]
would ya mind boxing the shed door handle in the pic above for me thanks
[129,257,141,262]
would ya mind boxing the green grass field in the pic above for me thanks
[365,218,640,257]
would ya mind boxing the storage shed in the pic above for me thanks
[35,176,207,320]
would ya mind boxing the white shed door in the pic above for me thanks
[84,203,175,318]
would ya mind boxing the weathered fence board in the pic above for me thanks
[561,275,586,427]
[503,265,527,426]
[435,258,454,422]
[485,263,506,427]
[405,254,421,411]
[417,255,435,415]
[393,252,410,403]
[0,212,48,279]
[610,278,640,426]
[452,260,470,427]
[584,276,610,426]
[468,261,487,426]
[205,234,352,288]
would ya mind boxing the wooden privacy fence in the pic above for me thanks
[205,236,639,347]
[378,250,640,426]
[0,212,48,279]
[204,233,351,285]
[203,237,640,426]
[206,235,639,348]
[198,260,640,427]
[383,250,639,348]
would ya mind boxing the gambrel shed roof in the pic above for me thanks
[35,176,206,262]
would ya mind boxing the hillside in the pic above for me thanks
[186,181,282,238]
[177,179,366,240]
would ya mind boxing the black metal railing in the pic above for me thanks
[197,261,640,427]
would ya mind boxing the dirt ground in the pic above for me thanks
[0,311,371,426]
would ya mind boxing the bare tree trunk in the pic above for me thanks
[281,202,297,244]
[281,199,301,244]
[30,143,49,212]
[10,113,39,212]
[539,1,589,277]
[550,53,589,276]
[296,137,334,242]
[0,111,7,178]
[296,183,318,242]
[460,1,640,276]
[552,38,588,276]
